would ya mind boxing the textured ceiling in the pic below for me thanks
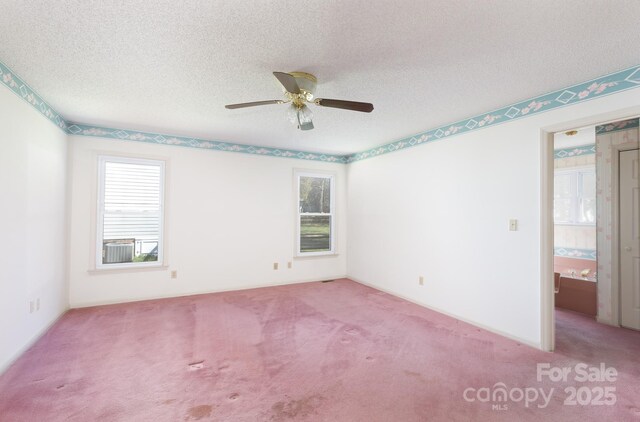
[1,1,639,155]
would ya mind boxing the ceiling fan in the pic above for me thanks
[225,72,374,130]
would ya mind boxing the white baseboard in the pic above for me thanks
[348,276,543,351]
[596,315,619,327]
[0,308,68,376]
[70,275,348,309]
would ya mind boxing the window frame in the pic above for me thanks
[553,166,596,226]
[96,155,166,269]
[294,170,336,257]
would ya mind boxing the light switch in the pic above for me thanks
[509,219,518,231]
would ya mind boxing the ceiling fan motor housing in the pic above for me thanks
[288,72,317,103]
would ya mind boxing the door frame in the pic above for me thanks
[540,130,555,352]
[612,145,640,327]
[540,110,640,352]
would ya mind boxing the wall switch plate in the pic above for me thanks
[509,219,518,231]
[170,270,178,279]
[273,262,279,270]
[36,298,40,311]
[29,301,35,313]
[287,262,292,269]
[419,276,424,286]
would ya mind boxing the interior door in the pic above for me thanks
[620,148,640,330]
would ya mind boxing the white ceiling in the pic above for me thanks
[1,1,639,155]
[554,126,595,149]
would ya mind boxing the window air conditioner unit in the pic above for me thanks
[104,243,134,264]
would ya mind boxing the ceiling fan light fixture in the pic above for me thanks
[287,104,299,125]
[287,104,313,130]
[298,104,313,124]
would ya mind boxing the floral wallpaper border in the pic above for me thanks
[554,144,596,159]
[66,123,349,163]
[595,118,639,134]
[1,56,639,164]
[554,247,597,261]
[0,60,68,132]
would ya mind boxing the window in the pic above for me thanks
[554,168,596,225]
[97,156,165,268]
[295,171,335,256]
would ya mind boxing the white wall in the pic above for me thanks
[67,136,347,307]
[347,89,640,347]
[0,88,68,372]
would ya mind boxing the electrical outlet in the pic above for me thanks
[273,262,279,270]
[171,270,178,279]
[509,219,518,231]
[29,301,35,314]
[419,276,424,286]
[36,298,40,311]
[287,262,292,269]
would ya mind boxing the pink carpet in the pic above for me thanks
[0,279,639,421]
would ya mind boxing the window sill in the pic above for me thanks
[88,264,169,275]
[294,253,340,260]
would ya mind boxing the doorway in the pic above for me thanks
[552,127,598,321]
[542,115,640,352]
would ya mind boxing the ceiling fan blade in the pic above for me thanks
[273,72,300,94]
[225,100,284,109]
[315,98,374,113]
